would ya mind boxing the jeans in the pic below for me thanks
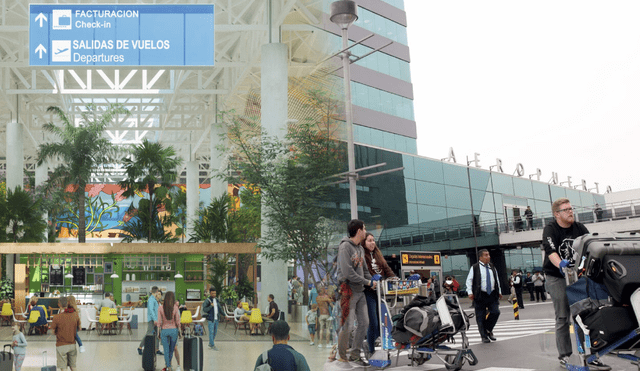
[75,332,83,346]
[546,275,572,358]
[208,319,219,347]
[364,289,379,354]
[160,328,178,368]
[338,290,368,360]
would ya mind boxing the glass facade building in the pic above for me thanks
[323,0,606,289]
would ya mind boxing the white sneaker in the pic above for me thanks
[318,344,323,348]
[175,367,181,371]
[79,346,86,353]
[310,342,315,346]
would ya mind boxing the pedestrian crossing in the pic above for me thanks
[451,318,556,347]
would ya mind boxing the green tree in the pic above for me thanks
[0,186,47,242]
[36,104,129,243]
[118,139,182,243]
[219,88,346,291]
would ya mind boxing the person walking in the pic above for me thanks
[512,270,524,309]
[336,219,378,365]
[50,296,81,371]
[138,286,162,355]
[253,321,310,371]
[543,198,610,370]
[157,291,182,371]
[465,249,501,343]
[202,287,224,350]
[315,286,333,348]
[11,323,27,371]
[362,232,396,356]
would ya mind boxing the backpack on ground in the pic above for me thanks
[255,350,273,371]
[194,323,204,336]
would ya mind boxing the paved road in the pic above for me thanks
[324,300,640,371]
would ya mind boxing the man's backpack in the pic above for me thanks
[254,350,273,371]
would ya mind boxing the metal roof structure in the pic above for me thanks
[0,0,330,183]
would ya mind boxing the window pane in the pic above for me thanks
[445,185,471,210]
[414,158,444,184]
[443,164,469,188]
[416,181,446,206]
[491,173,514,195]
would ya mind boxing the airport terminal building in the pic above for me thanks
[0,0,614,296]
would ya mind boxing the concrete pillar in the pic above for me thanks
[6,121,23,192]
[6,120,24,281]
[186,161,199,240]
[36,163,48,242]
[210,122,227,201]
[259,43,289,314]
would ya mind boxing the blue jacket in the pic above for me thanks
[147,295,158,322]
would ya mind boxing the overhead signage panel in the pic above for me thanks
[400,251,441,267]
[29,4,214,67]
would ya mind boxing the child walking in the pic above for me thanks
[306,304,318,346]
[11,323,27,371]
[67,295,85,352]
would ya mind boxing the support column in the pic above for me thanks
[6,120,23,192]
[186,161,199,241]
[6,120,23,281]
[259,43,289,313]
[36,163,48,242]
[210,122,227,201]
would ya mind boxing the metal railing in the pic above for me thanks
[377,199,640,249]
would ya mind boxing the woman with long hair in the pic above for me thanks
[361,232,396,356]
[67,295,85,353]
[157,291,182,371]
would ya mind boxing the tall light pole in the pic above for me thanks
[330,0,359,220]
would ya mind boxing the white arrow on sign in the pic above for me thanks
[35,44,47,59]
[35,13,47,27]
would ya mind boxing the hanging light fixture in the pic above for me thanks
[65,272,74,279]
[110,272,119,279]
[174,271,183,279]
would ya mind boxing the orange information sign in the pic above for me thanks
[400,251,441,267]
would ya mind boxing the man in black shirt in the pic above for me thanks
[542,198,609,370]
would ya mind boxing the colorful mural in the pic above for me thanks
[57,184,214,238]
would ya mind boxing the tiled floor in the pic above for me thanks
[0,319,333,370]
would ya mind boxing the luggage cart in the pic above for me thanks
[565,266,640,371]
[394,293,478,371]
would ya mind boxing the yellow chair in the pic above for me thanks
[98,307,118,335]
[1,302,13,316]
[180,310,193,324]
[0,302,12,326]
[249,308,263,324]
[242,302,250,311]
[28,310,40,324]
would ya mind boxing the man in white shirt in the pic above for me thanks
[466,249,502,343]
[98,292,116,311]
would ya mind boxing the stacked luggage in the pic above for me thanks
[567,232,640,362]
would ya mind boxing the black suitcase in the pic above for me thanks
[183,330,203,371]
[142,334,156,371]
[574,232,640,280]
[583,305,639,351]
[0,344,12,371]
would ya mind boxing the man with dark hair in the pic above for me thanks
[137,286,162,355]
[203,287,224,350]
[337,219,377,365]
[543,198,610,370]
[254,321,310,371]
[263,294,280,322]
[465,249,501,343]
[98,292,116,311]
[50,296,81,371]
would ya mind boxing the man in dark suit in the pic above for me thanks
[465,249,501,343]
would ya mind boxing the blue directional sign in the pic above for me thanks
[29,4,214,66]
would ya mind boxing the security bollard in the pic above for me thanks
[513,298,519,320]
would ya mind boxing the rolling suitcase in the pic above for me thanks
[130,314,138,329]
[582,305,639,351]
[183,328,203,371]
[0,345,12,371]
[142,334,156,371]
[41,351,56,371]
[573,232,640,304]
